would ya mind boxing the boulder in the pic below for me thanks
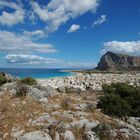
[84,131,99,140]
[119,128,140,139]
[69,119,99,131]
[42,85,54,97]
[17,131,52,140]
[58,86,66,93]
[0,82,19,96]
[63,130,75,140]
[32,113,55,126]
[0,82,54,100]
[127,117,140,128]
[72,85,86,92]
[54,132,60,140]
[79,102,96,111]
[65,85,86,93]
[27,85,54,100]
[0,82,29,96]
[27,87,47,100]
[39,98,49,104]
[11,127,24,139]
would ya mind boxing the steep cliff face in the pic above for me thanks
[96,52,140,71]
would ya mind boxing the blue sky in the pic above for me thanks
[0,0,140,68]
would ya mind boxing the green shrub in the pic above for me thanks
[98,83,140,118]
[102,84,115,94]
[20,77,37,85]
[98,94,131,118]
[0,73,8,86]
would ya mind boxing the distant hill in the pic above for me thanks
[96,52,140,71]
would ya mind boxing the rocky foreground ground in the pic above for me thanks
[0,73,140,140]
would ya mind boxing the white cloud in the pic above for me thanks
[0,1,25,26]
[30,0,100,33]
[92,15,107,27]
[23,30,44,36]
[102,40,140,56]
[6,54,61,64]
[5,54,96,68]
[68,24,80,33]
[0,30,57,54]
[28,11,36,24]
[67,62,97,68]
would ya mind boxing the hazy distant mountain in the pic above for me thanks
[96,52,140,71]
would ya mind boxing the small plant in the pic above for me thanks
[20,77,37,85]
[61,97,72,110]
[74,125,86,140]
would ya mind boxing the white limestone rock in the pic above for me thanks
[54,132,60,140]
[84,131,99,140]
[32,113,55,126]
[0,82,19,96]
[69,119,99,131]
[17,131,52,140]
[63,130,75,140]
[11,127,24,139]
[39,98,49,104]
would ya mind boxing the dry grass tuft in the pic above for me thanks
[70,125,86,140]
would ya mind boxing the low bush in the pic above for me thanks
[98,94,131,118]
[20,77,37,85]
[98,83,140,118]
[0,73,8,86]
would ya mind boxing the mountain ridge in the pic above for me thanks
[96,51,140,71]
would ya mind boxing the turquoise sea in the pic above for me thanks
[0,68,74,79]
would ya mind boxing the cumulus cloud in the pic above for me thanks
[68,24,80,33]
[0,30,57,54]
[30,0,100,33]
[102,40,140,56]
[6,54,61,64]
[92,15,107,27]
[0,1,25,26]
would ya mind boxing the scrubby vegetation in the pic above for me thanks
[93,124,112,140]
[98,83,140,118]
[20,77,37,85]
[0,72,8,86]
[16,84,28,97]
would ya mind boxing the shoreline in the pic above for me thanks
[34,71,76,80]
[37,72,140,92]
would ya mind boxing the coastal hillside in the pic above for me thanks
[0,72,140,139]
[96,52,140,71]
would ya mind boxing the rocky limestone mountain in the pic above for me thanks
[96,51,140,71]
